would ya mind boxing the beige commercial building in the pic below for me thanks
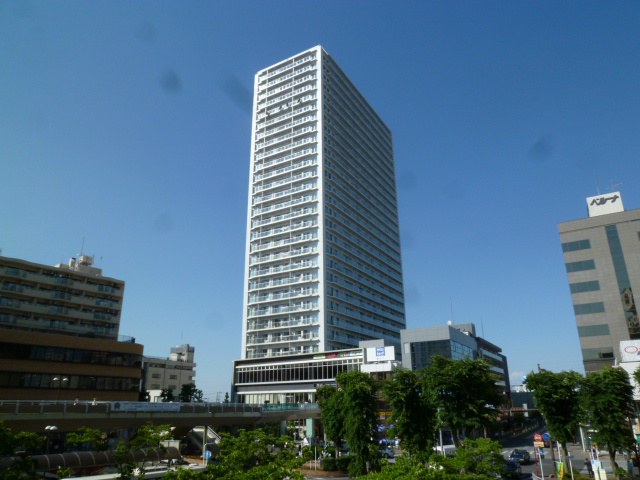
[559,193,640,372]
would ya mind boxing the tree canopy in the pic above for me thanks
[179,383,204,403]
[382,368,437,462]
[316,384,345,455]
[422,356,502,446]
[525,370,582,460]
[581,366,635,474]
[337,370,382,477]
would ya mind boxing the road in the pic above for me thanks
[500,427,592,479]
[304,428,594,480]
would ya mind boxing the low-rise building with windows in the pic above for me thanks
[143,344,196,402]
[400,322,510,396]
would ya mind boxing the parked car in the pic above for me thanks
[509,448,531,464]
[502,460,522,479]
[379,447,394,459]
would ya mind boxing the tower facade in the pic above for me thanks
[242,46,405,360]
[559,192,640,372]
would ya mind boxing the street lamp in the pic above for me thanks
[52,376,69,401]
[45,426,58,454]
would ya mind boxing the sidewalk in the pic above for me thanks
[557,442,637,479]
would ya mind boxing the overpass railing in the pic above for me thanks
[0,400,263,415]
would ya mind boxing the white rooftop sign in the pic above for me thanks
[586,192,624,217]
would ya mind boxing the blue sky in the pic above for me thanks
[2,1,639,400]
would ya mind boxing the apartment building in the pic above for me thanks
[0,254,143,400]
[243,46,405,361]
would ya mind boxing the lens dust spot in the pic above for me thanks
[160,69,182,94]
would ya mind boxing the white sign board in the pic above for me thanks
[620,340,640,362]
[587,192,624,217]
[111,401,180,412]
[366,346,395,362]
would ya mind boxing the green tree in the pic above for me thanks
[179,383,204,403]
[430,438,505,479]
[66,426,109,452]
[336,369,381,477]
[224,392,230,403]
[160,388,175,402]
[525,370,583,461]
[359,438,505,480]
[383,368,437,462]
[207,428,304,480]
[317,384,345,457]
[423,357,503,446]
[581,367,635,476]
[113,422,173,480]
[0,421,43,480]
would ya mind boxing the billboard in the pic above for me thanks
[366,346,395,362]
[587,192,624,217]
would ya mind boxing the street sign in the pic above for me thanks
[534,433,543,442]
[543,433,551,442]
[205,450,211,459]
[534,441,545,447]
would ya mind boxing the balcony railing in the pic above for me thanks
[249,259,318,277]
[246,333,320,346]
[247,314,319,331]
[250,245,317,265]
[255,125,317,152]
[253,170,317,194]
[251,232,318,253]
[251,219,317,240]
[248,288,318,304]
[256,101,317,127]
[248,302,318,318]
[256,113,317,141]
[249,273,318,291]
[252,194,317,217]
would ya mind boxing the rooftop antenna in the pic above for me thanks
[449,297,454,324]
[180,330,184,344]
[480,317,485,338]
[80,237,85,255]
[605,181,622,192]
[594,173,601,195]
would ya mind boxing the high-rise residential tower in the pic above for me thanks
[559,192,640,372]
[242,46,405,360]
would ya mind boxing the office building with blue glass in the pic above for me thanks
[559,192,640,372]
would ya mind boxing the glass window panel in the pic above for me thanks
[566,260,596,273]
[562,239,591,252]
[578,324,610,337]
[570,280,600,294]
[574,302,605,315]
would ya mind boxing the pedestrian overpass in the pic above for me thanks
[0,400,321,436]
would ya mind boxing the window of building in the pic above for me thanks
[168,385,177,390]
[582,347,614,360]
[577,325,610,337]
[566,260,596,273]
[570,280,600,294]
[562,239,591,253]
[169,375,177,380]
[151,374,161,379]
[574,302,605,315]
[151,384,160,389]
